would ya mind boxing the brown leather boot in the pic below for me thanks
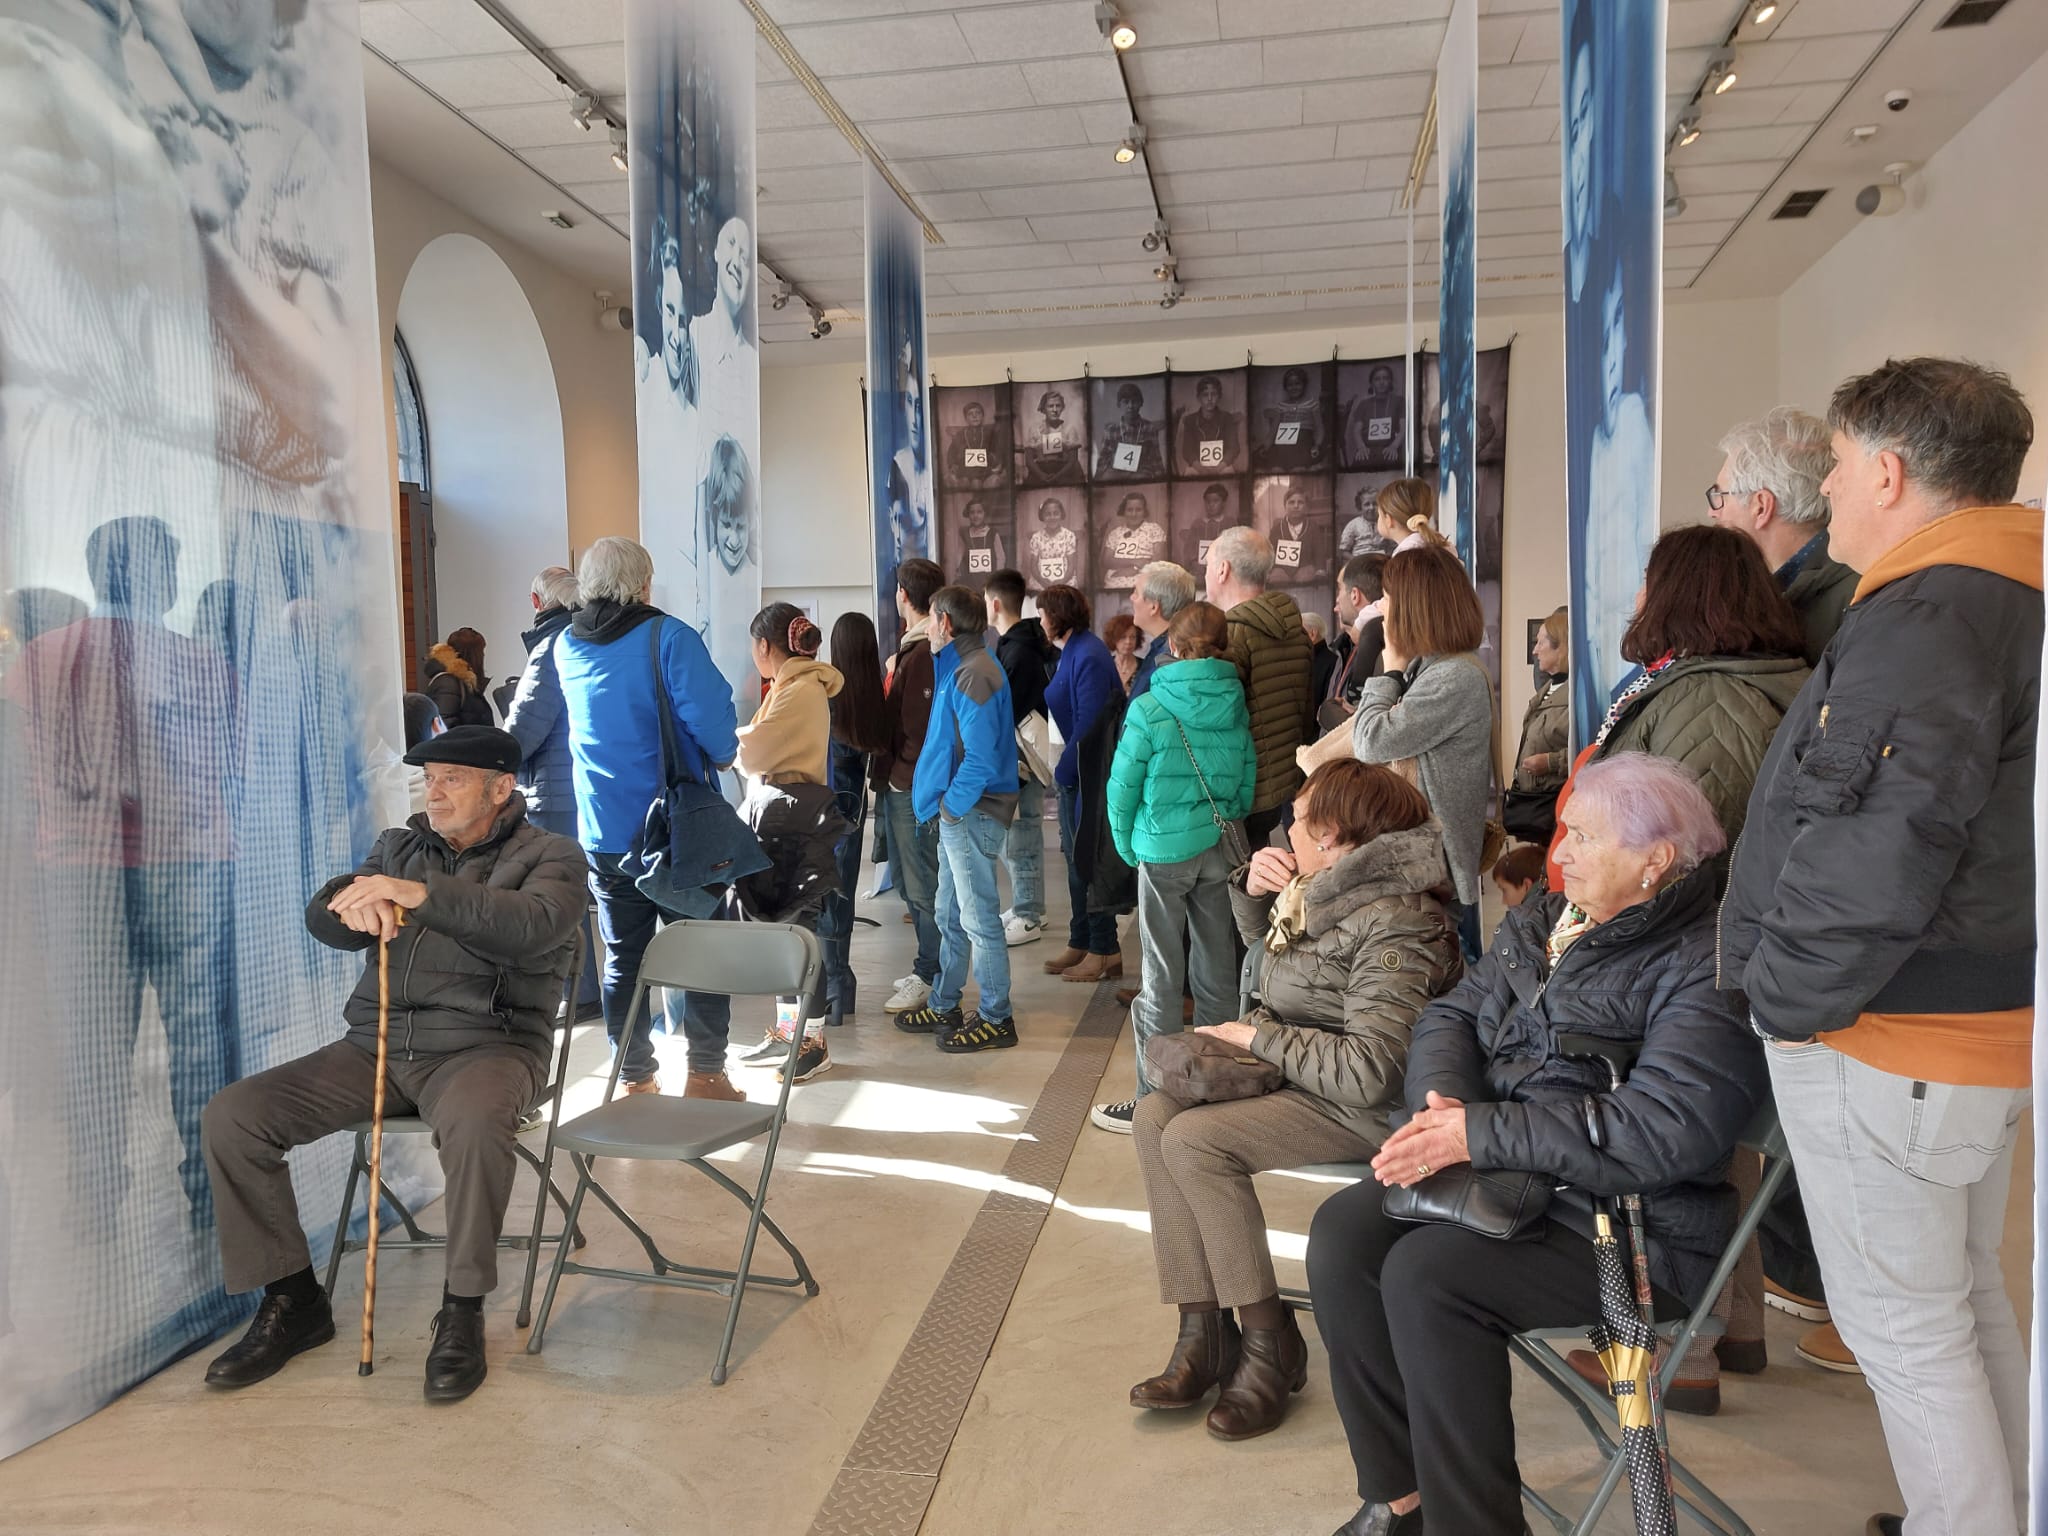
[684,1070,746,1103]
[1063,952,1124,983]
[1042,947,1086,974]
[1206,1310,1308,1440]
[1130,1310,1241,1410]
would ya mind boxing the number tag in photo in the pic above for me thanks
[1113,442,1142,472]
[964,447,988,469]
[968,548,992,574]
[1197,540,1213,563]
[1044,558,1068,581]
[1275,539,1302,568]
[1368,417,1393,443]
[1274,421,1301,446]
[1199,439,1225,467]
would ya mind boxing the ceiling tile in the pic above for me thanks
[1136,86,1305,136]
[1218,0,1449,35]
[1262,24,1444,83]
[1678,81,1818,130]
[1018,54,1128,105]
[360,4,467,62]
[748,227,863,256]
[1482,174,1564,211]
[550,43,628,96]
[1668,0,1737,50]
[1159,161,1368,204]
[1775,34,1888,86]
[911,190,996,221]
[902,145,1133,191]
[1681,122,1806,165]
[1478,15,1527,66]
[1023,209,1155,243]
[1335,117,1428,158]
[466,102,602,150]
[758,164,869,202]
[1481,60,1548,108]
[1667,190,1759,224]
[783,14,976,73]
[868,106,1091,159]
[558,178,631,215]
[1301,73,1434,124]
[979,180,1146,216]
[758,127,863,168]
[402,53,559,109]
[927,242,1079,272]
[1510,19,1560,63]
[1231,215,1411,253]
[943,264,1107,295]
[1192,190,1394,230]
[1127,42,1265,95]
[951,3,1102,64]
[1477,106,1558,148]
[1481,202,1562,236]
[832,64,1040,120]
[1479,142,1561,179]
[1772,0,1917,40]
[1149,123,1337,172]
[759,198,864,232]
[1257,245,1410,277]
[491,0,625,46]
[758,81,833,131]
[931,217,1042,246]
[758,0,908,22]
[394,0,520,54]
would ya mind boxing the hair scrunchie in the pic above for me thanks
[788,615,821,658]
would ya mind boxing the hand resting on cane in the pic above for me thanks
[328,875,427,940]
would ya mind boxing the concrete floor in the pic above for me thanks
[0,850,2027,1535]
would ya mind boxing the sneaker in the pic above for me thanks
[740,1030,794,1064]
[885,975,933,1012]
[1797,1320,1862,1375]
[1091,1099,1135,1133]
[1004,915,1045,946]
[204,1291,335,1389]
[895,1002,963,1035]
[1764,1277,1829,1323]
[777,1038,831,1084]
[937,1014,1018,1053]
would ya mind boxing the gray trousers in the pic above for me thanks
[203,1038,546,1298]
[1133,844,1238,1097]
[1134,1087,1378,1308]
[1769,1041,2030,1536]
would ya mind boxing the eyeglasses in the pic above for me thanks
[1703,482,1747,512]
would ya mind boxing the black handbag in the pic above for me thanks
[619,619,769,917]
[1382,1164,1554,1241]
[1501,786,1559,844]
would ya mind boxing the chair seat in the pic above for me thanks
[1290,1161,1376,1180]
[556,1096,776,1161]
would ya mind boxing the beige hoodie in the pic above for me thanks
[736,656,845,786]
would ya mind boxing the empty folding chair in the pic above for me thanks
[324,912,592,1328]
[524,919,821,1385]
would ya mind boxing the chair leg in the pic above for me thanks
[710,1165,778,1387]
[516,1142,552,1329]
[323,1137,366,1296]
[579,1170,670,1275]
[526,1154,596,1355]
[693,1159,817,1296]
[379,1179,431,1242]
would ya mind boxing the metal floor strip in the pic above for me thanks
[807,983,1126,1536]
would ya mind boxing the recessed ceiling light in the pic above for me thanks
[542,210,573,229]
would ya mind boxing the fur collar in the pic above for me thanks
[429,642,478,688]
[1303,822,1447,937]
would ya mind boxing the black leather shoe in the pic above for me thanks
[1331,1504,1425,1536]
[423,1306,488,1403]
[205,1292,335,1389]
[1130,1309,1242,1410]
[1205,1309,1309,1440]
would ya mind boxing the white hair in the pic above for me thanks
[577,536,654,605]
[531,565,580,610]
[1135,561,1197,619]
[1208,525,1273,588]
[1301,611,1327,642]
[1717,407,1834,528]
[1570,753,1727,875]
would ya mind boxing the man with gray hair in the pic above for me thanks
[1205,527,1311,844]
[1720,357,2039,1536]
[1128,559,1197,701]
[1708,406,1858,664]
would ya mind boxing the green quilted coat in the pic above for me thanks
[1106,656,1256,867]
[1596,652,1811,847]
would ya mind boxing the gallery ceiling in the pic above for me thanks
[359,0,2048,355]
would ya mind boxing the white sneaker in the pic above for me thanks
[1004,915,1045,947]
[884,976,932,1013]
[1091,1099,1135,1134]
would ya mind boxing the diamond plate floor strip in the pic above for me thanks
[807,981,1125,1535]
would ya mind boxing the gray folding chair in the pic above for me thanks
[324,912,592,1329]
[1511,1089,1791,1536]
[524,919,821,1385]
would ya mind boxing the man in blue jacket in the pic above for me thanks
[898,585,1020,1053]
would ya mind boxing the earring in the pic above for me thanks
[1640,874,1653,889]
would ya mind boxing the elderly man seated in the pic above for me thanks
[200,726,587,1403]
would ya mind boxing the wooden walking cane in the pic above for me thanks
[360,908,404,1376]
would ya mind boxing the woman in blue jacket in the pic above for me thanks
[1040,584,1124,983]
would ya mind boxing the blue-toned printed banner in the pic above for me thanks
[866,162,932,656]
[1437,0,1478,572]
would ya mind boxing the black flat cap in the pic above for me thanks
[404,725,522,774]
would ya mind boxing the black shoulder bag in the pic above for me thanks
[620,619,769,917]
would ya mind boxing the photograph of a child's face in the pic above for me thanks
[940,488,1015,587]
[1013,378,1089,487]
[1024,491,1087,588]
[936,384,1011,490]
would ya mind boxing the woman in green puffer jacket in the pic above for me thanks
[1106,601,1256,1108]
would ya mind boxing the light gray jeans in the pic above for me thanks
[1768,1040,2030,1536]
[1133,843,1238,1097]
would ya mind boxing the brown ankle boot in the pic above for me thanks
[1063,952,1124,983]
[1130,1310,1241,1410]
[1206,1310,1308,1440]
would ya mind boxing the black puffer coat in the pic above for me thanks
[1401,867,1765,1304]
[306,794,588,1063]
[738,780,851,925]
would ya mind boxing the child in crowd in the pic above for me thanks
[1491,842,1546,909]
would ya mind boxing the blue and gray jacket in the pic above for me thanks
[912,628,1020,826]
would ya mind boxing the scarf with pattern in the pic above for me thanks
[1590,651,1676,752]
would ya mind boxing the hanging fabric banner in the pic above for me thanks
[867,162,932,656]
[1436,0,1478,570]
[0,0,408,1455]
[629,0,760,713]
[1561,0,1665,747]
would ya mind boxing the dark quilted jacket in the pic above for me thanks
[1231,824,1464,1144]
[306,795,588,1063]
[1402,868,1766,1304]
[1226,590,1314,815]
[1595,653,1808,849]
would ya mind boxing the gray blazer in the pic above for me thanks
[1350,652,1494,905]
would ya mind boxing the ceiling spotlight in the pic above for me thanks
[569,91,596,131]
[808,303,832,340]
[1153,260,1177,282]
[1095,1,1136,50]
[609,125,629,171]
[1114,124,1147,165]
[1749,2,1777,23]
[1709,51,1738,94]
[1676,114,1701,148]
[770,283,792,311]
[1663,170,1687,220]
[1140,218,1168,253]
[1159,281,1185,310]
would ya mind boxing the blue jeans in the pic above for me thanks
[881,787,941,982]
[1057,783,1118,954]
[1002,778,1046,924]
[817,746,869,1013]
[933,810,1012,1021]
[587,852,732,1082]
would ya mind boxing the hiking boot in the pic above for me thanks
[895,1002,963,1035]
[937,1014,1018,1053]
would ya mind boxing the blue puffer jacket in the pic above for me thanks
[555,603,739,854]
[503,605,578,838]
[912,630,1021,825]
[1107,657,1255,867]
[1046,628,1121,788]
